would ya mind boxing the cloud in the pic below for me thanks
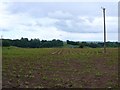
[36,17,59,27]
[106,16,118,33]
[0,2,118,41]
[55,16,118,33]
[48,10,73,19]
[56,16,102,33]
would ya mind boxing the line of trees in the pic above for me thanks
[2,37,63,48]
[66,40,119,48]
[1,38,119,48]
[67,40,79,45]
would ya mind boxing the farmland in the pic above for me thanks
[2,47,118,88]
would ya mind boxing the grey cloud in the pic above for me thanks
[55,17,102,33]
[8,2,117,18]
[0,28,9,32]
[48,11,73,20]
[55,16,118,33]
[20,23,33,26]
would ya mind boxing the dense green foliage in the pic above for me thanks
[67,40,79,45]
[1,38,119,48]
[1,37,63,48]
[66,40,119,48]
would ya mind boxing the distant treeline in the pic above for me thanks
[1,38,119,48]
[2,37,63,48]
[66,40,119,48]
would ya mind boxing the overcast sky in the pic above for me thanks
[0,1,118,41]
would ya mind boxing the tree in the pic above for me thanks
[2,39,10,47]
[79,43,84,48]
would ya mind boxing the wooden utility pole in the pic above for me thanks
[102,7,106,53]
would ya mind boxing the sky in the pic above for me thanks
[0,1,118,41]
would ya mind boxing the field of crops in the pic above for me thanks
[2,47,118,88]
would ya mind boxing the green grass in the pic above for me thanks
[2,47,118,88]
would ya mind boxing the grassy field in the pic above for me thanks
[2,47,118,88]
